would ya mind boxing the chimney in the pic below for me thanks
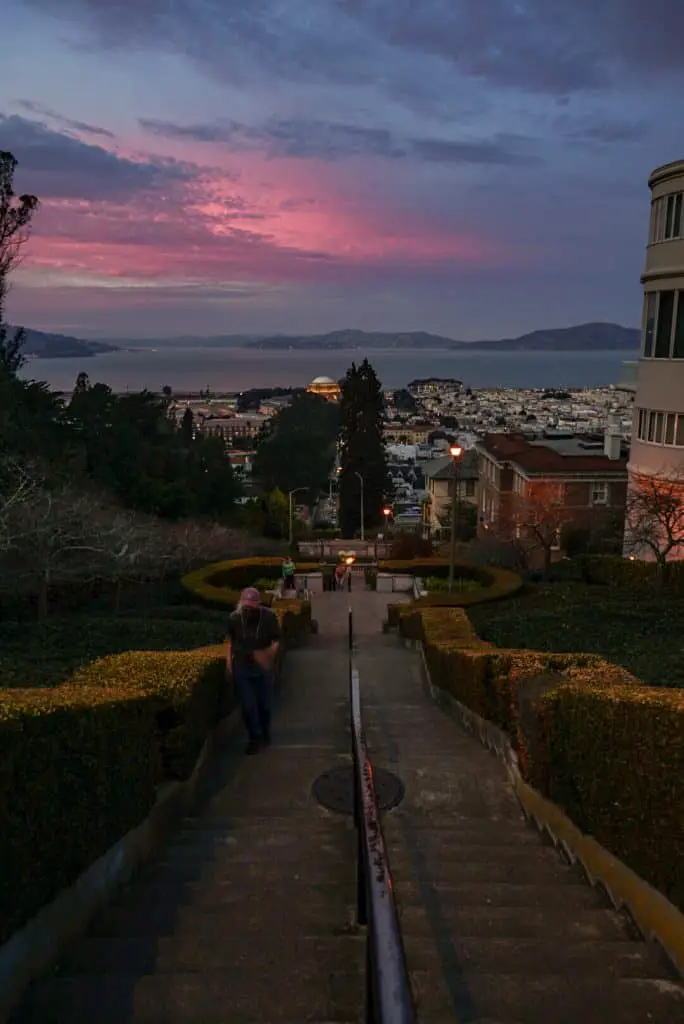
[604,415,622,460]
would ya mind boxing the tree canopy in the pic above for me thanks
[252,391,339,501]
[338,359,391,536]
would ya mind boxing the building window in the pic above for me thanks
[651,192,684,242]
[654,290,675,358]
[636,408,684,447]
[591,482,608,505]
[673,292,684,359]
[465,479,475,497]
[642,292,656,357]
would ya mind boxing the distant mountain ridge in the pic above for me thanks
[11,321,639,357]
[10,326,118,358]
[251,323,639,351]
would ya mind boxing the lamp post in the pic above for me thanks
[288,487,307,548]
[354,471,365,542]
[448,444,463,593]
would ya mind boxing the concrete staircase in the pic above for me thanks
[10,592,684,1022]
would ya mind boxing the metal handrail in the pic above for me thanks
[348,611,416,1024]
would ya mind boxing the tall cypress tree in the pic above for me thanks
[338,358,391,537]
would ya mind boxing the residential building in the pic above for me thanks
[421,451,479,538]
[199,412,270,443]
[384,423,431,445]
[627,158,684,558]
[475,429,628,559]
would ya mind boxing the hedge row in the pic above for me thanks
[383,564,522,612]
[182,557,322,607]
[0,598,310,945]
[578,553,684,591]
[395,605,684,912]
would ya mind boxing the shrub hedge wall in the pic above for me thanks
[394,604,684,912]
[577,553,684,591]
[181,557,322,607]
[0,597,310,945]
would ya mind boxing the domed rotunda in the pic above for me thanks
[306,375,341,401]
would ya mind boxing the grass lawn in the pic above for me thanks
[0,602,228,690]
[468,582,684,689]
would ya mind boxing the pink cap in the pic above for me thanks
[240,587,260,607]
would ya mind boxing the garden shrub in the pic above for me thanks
[531,682,684,911]
[578,554,684,592]
[0,597,310,945]
[0,685,161,945]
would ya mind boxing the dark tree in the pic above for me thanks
[338,359,391,537]
[253,392,338,500]
[0,151,39,375]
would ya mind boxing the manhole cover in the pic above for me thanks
[312,766,405,815]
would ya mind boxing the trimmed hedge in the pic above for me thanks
[0,598,310,945]
[532,683,684,911]
[384,562,522,610]
[396,604,684,912]
[578,554,684,592]
[181,557,322,607]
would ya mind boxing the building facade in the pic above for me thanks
[627,159,684,559]
[475,431,628,563]
[421,452,479,538]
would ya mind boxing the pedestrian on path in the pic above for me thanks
[334,561,347,593]
[281,555,296,592]
[226,587,281,754]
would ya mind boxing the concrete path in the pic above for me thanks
[13,586,684,1023]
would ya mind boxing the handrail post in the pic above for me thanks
[348,606,353,651]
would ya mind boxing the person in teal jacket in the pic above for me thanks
[282,555,296,592]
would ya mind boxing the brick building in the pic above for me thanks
[474,427,629,562]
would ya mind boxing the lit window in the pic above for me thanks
[591,482,608,505]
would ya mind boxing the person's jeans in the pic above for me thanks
[232,662,273,742]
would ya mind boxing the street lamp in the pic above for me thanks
[354,471,365,542]
[288,487,307,547]
[448,444,463,593]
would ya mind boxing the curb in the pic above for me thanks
[414,637,684,981]
[0,709,241,1021]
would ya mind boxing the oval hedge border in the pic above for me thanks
[182,557,321,607]
[379,560,523,608]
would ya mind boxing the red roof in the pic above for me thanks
[476,432,628,475]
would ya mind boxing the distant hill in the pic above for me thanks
[250,323,639,351]
[11,326,119,359]
[468,323,640,351]
[10,321,640,356]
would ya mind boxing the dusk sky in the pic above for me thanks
[3,0,684,340]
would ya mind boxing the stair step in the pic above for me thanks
[401,936,666,979]
[138,858,354,886]
[409,971,684,1023]
[388,855,583,886]
[12,971,363,1023]
[395,880,604,909]
[58,934,364,975]
[383,820,545,846]
[398,903,635,940]
[89,898,356,938]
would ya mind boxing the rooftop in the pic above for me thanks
[476,432,628,475]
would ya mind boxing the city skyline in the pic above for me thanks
[3,0,684,339]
